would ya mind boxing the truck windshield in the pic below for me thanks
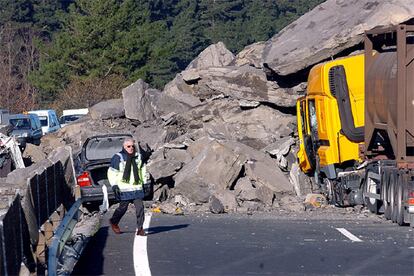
[38,116,48,127]
[308,100,319,141]
[10,118,31,129]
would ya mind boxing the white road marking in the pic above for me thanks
[336,228,363,242]
[134,213,152,276]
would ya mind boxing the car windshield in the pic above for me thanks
[10,118,31,129]
[61,114,82,124]
[38,116,48,127]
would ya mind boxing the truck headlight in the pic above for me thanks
[21,132,28,137]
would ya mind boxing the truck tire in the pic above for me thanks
[396,174,407,226]
[382,170,391,220]
[389,172,397,223]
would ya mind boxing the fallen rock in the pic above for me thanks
[245,160,293,194]
[279,195,304,212]
[165,65,300,107]
[235,177,257,202]
[89,98,125,120]
[163,75,203,108]
[234,41,266,68]
[164,149,192,164]
[289,162,314,196]
[209,195,225,214]
[23,144,46,164]
[174,194,191,206]
[181,69,201,83]
[261,0,414,76]
[186,41,235,70]
[263,137,296,171]
[122,79,161,122]
[213,190,238,212]
[173,139,246,204]
[147,159,183,182]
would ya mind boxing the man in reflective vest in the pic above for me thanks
[108,137,148,236]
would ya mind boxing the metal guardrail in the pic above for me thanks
[47,199,82,276]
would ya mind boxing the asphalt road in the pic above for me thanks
[73,208,414,276]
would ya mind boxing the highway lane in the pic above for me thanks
[73,209,414,276]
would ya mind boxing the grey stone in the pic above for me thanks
[133,124,166,152]
[89,98,125,120]
[255,184,275,206]
[163,75,203,108]
[209,195,225,214]
[279,195,305,212]
[186,42,235,70]
[234,177,257,202]
[23,144,46,164]
[239,100,260,108]
[174,194,191,206]
[153,185,169,202]
[122,79,161,122]
[261,0,414,76]
[264,137,295,157]
[213,190,238,212]
[165,149,192,164]
[147,159,182,182]
[175,141,245,190]
[289,162,314,196]
[234,42,266,68]
[245,160,293,194]
[181,69,201,83]
[160,202,178,214]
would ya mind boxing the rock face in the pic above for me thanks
[260,0,414,76]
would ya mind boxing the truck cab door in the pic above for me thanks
[297,98,315,173]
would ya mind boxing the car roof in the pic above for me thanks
[10,114,32,119]
[62,108,88,116]
[28,110,57,115]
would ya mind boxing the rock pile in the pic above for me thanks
[36,0,414,214]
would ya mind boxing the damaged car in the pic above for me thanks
[74,133,152,211]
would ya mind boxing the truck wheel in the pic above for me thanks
[390,173,399,223]
[396,174,407,226]
[382,170,391,220]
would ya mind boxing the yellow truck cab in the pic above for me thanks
[297,54,365,180]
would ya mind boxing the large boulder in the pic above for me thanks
[186,41,235,70]
[89,98,125,120]
[122,79,161,122]
[244,160,293,194]
[234,42,266,68]
[173,139,246,204]
[260,0,414,76]
[164,65,301,107]
[147,159,183,182]
[177,99,295,150]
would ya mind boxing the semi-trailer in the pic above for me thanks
[297,23,414,226]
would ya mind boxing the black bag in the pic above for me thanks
[143,181,153,200]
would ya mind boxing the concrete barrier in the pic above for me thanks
[0,146,78,275]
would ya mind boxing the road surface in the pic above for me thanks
[73,208,414,275]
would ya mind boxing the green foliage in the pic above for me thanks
[5,0,326,107]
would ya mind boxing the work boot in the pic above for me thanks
[110,220,121,234]
[136,228,146,236]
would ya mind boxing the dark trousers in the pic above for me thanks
[110,198,145,229]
